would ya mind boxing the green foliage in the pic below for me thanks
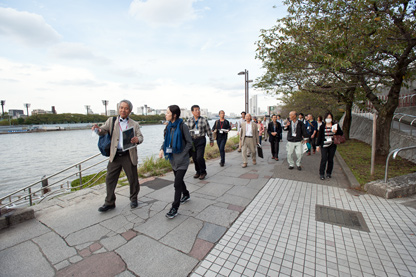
[138,156,172,178]
[70,172,107,191]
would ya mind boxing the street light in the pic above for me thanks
[102,100,109,116]
[1,100,5,118]
[238,70,253,113]
[23,103,31,116]
[85,105,90,115]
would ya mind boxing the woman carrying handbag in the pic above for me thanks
[212,110,231,167]
[316,112,344,180]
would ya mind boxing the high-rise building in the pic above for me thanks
[250,95,258,115]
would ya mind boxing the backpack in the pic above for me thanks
[98,117,117,157]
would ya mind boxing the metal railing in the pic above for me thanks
[384,145,416,183]
[392,113,416,135]
[0,153,108,214]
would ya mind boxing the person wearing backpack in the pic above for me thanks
[92,99,143,212]
[159,105,193,219]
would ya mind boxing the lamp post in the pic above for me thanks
[102,100,109,116]
[238,70,253,113]
[85,105,90,115]
[1,100,5,118]
[23,103,31,116]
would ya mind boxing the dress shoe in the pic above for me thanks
[130,200,138,209]
[253,160,257,165]
[193,173,200,179]
[297,166,302,171]
[288,166,294,170]
[242,163,247,168]
[220,162,224,167]
[98,204,115,212]
[199,173,207,180]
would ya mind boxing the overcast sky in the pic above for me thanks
[0,0,287,116]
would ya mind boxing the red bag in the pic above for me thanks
[334,134,346,145]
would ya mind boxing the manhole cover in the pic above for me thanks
[315,205,370,232]
[141,178,172,190]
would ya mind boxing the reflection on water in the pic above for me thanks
[0,120,230,198]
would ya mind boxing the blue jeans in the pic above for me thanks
[217,137,227,164]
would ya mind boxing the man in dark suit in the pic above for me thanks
[92,100,143,212]
[268,114,282,161]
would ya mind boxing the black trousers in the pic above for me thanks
[105,153,140,205]
[310,134,317,150]
[270,136,280,158]
[192,137,207,174]
[172,169,189,209]
[217,137,227,164]
[319,144,337,175]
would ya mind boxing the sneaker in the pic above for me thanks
[307,152,311,156]
[166,207,178,219]
[193,173,200,179]
[320,175,325,180]
[326,174,332,179]
[180,195,190,204]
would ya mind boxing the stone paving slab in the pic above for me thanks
[32,231,77,264]
[160,217,204,253]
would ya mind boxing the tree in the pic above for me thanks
[255,0,416,156]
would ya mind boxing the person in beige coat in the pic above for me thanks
[239,113,259,168]
[92,100,143,212]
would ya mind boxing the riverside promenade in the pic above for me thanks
[1,140,415,276]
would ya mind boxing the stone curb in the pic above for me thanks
[364,172,416,199]
[335,151,361,189]
[0,208,35,231]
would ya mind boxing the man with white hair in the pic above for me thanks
[92,99,143,212]
[239,113,259,168]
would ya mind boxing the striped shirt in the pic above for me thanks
[323,126,335,147]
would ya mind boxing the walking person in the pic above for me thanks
[316,115,323,149]
[255,117,264,145]
[212,110,231,167]
[262,116,269,142]
[316,112,344,180]
[237,111,246,152]
[92,100,143,212]
[268,114,282,161]
[186,105,214,180]
[284,111,308,170]
[240,113,259,168]
[298,113,307,124]
[159,105,193,218]
[305,114,318,155]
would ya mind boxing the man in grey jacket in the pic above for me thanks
[92,100,143,212]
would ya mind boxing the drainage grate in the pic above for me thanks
[315,205,370,232]
[141,178,173,190]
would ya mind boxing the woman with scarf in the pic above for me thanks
[159,105,193,219]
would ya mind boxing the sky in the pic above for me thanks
[0,0,287,116]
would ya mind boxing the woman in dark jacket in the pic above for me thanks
[159,105,193,219]
[212,110,231,167]
[316,112,344,180]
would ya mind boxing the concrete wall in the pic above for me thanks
[349,114,416,163]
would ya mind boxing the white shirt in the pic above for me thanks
[238,118,245,132]
[118,117,129,150]
[246,121,253,136]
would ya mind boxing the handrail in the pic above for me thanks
[0,153,108,213]
[384,145,416,183]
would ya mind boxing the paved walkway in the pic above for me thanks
[0,140,415,276]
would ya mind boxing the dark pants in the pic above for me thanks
[172,170,189,209]
[310,134,317,151]
[105,153,140,205]
[319,144,337,175]
[192,137,207,174]
[270,136,280,158]
[217,137,227,164]
[259,136,262,145]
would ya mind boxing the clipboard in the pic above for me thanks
[122,127,136,151]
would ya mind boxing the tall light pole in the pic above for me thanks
[238,70,253,113]
[23,103,31,116]
[102,100,109,116]
[1,100,5,118]
[85,105,90,115]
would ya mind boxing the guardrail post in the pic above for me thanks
[41,176,50,195]
[29,187,32,206]
[78,164,83,189]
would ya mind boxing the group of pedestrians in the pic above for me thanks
[92,100,343,220]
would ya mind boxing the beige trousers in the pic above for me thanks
[286,141,303,167]
[242,137,256,164]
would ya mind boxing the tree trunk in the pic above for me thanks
[375,109,393,157]
[343,101,352,140]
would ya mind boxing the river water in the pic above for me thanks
[0,120,231,198]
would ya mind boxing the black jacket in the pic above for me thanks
[267,121,282,140]
[284,120,308,142]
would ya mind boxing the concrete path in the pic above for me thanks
[0,140,415,276]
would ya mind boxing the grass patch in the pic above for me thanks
[137,155,172,178]
[337,139,416,187]
[204,135,240,159]
[70,172,108,191]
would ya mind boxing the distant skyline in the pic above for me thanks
[0,0,287,115]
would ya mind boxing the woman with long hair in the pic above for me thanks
[316,112,344,180]
[159,105,193,218]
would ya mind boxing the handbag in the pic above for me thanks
[98,117,117,156]
[257,144,264,158]
[334,134,346,145]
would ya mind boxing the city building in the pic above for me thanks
[108,110,117,116]
[9,109,24,118]
[250,95,258,115]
